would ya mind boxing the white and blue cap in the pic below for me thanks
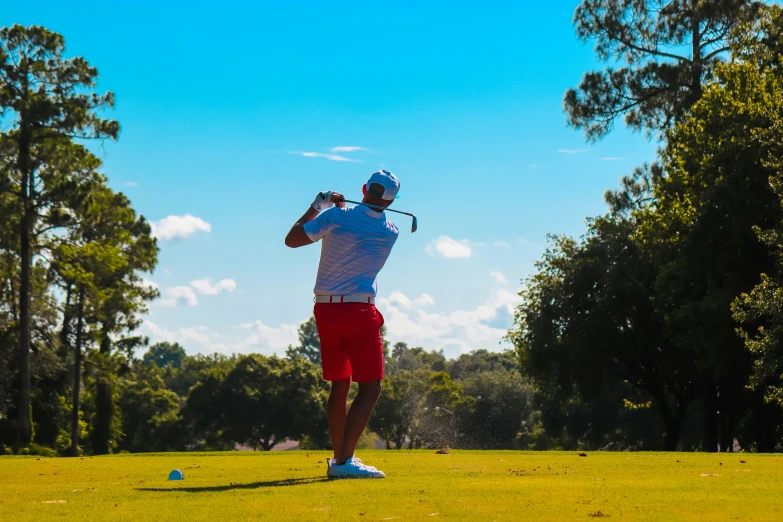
[365,170,400,200]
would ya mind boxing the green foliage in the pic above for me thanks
[508,217,697,450]
[513,4,783,453]
[116,363,181,453]
[446,349,516,380]
[386,342,446,374]
[729,6,783,418]
[459,369,534,449]
[142,342,186,369]
[15,442,56,457]
[185,354,328,450]
[370,369,474,450]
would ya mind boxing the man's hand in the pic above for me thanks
[311,191,346,212]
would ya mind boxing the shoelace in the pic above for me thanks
[352,457,377,471]
[353,461,375,472]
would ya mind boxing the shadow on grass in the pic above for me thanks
[137,476,328,493]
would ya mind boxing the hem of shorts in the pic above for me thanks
[323,373,352,382]
[350,374,385,383]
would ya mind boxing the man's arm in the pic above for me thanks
[284,192,345,248]
[284,207,319,248]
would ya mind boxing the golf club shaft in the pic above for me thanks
[342,199,414,218]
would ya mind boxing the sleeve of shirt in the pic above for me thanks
[303,208,338,242]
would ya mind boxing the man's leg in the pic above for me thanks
[327,378,351,460]
[335,379,382,464]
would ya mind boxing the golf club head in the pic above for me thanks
[411,215,418,233]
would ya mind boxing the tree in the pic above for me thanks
[564,0,760,141]
[459,368,534,449]
[142,342,186,369]
[85,188,158,454]
[163,352,236,399]
[369,370,429,449]
[186,354,327,451]
[637,28,783,449]
[116,363,180,453]
[416,372,474,449]
[446,349,517,381]
[285,316,321,364]
[0,25,118,444]
[386,343,446,375]
[509,217,699,450]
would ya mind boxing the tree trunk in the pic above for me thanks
[651,384,685,451]
[718,391,737,453]
[702,384,718,452]
[59,285,73,360]
[690,7,703,102]
[753,398,781,453]
[69,284,85,457]
[16,131,33,446]
[662,403,687,451]
[92,328,114,455]
[7,254,18,323]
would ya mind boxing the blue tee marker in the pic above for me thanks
[168,469,184,481]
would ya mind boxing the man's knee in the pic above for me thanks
[359,379,382,398]
[329,378,351,400]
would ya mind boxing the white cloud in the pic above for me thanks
[425,236,472,258]
[190,278,237,296]
[125,181,138,187]
[529,164,540,169]
[492,241,510,248]
[388,291,435,309]
[558,148,591,154]
[601,157,626,161]
[490,271,508,284]
[377,288,523,355]
[239,320,300,353]
[143,321,226,352]
[292,151,361,163]
[159,286,199,307]
[142,318,300,356]
[162,268,172,277]
[331,146,368,153]
[151,215,212,241]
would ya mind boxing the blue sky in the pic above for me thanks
[5,1,657,358]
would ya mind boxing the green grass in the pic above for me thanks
[1,450,782,520]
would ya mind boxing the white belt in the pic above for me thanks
[315,295,375,304]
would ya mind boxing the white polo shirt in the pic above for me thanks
[303,205,399,298]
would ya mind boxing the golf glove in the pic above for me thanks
[311,191,335,212]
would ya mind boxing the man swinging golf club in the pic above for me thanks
[284,170,402,479]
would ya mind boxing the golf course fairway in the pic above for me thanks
[1,450,781,520]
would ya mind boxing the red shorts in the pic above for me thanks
[313,303,385,382]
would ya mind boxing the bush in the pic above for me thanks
[17,443,57,458]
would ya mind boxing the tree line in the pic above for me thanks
[4,1,783,455]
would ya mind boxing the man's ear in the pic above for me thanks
[362,184,367,196]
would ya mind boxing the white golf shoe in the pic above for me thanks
[327,457,386,479]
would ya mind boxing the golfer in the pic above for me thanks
[284,170,401,479]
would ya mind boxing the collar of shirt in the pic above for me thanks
[361,206,384,219]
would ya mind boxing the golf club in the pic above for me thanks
[343,199,418,233]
